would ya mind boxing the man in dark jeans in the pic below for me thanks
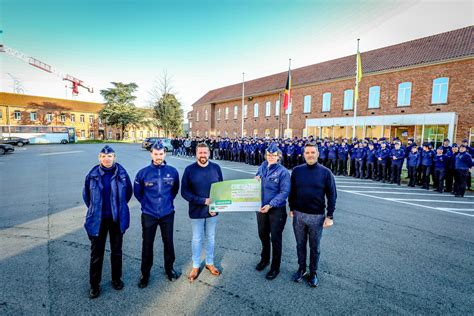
[289,142,337,288]
[134,141,181,288]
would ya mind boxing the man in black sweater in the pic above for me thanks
[289,142,337,288]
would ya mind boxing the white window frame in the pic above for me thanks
[431,77,449,104]
[233,105,238,120]
[70,114,75,122]
[80,115,85,123]
[322,92,331,112]
[225,107,229,120]
[14,111,21,120]
[60,114,66,122]
[343,89,354,110]
[275,100,280,116]
[265,101,271,117]
[303,95,312,113]
[253,103,259,118]
[205,109,208,121]
[46,113,53,122]
[397,82,412,107]
[244,104,248,118]
[89,115,94,124]
[30,112,37,121]
[368,86,380,109]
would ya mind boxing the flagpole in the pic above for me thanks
[241,72,245,138]
[286,58,291,138]
[353,39,360,139]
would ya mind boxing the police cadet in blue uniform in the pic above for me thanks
[355,141,366,178]
[454,144,473,197]
[365,142,377,180]
[421,143,435,190]
[83,145,133,299]
[433,147,448,193]
[255,143,291,280]
[327,140,338,174]
[376,142,390,182]
[349,141,358,177]
[407,144,421,187]
[134,141,181,288]
[337,142,349,176]
[390,141,405,185]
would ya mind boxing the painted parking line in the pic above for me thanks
[337,185,428,191]
[38,150,84,156]
[437,208,474,212]
[341,190,474,197]
[338,189,474,217]
[388,198,474,204]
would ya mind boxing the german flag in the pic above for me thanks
[283,67,291,110]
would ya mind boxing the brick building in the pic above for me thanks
[189,26,474,147]
[0,92,163,142]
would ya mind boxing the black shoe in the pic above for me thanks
[292,269,308,283]
[89,286,100,299]
[112,279,124,290]
[138,276,149,288]
[307,273,319,288]
[166,269,181,281]
[265,270,279,280]
[255,261,269,271]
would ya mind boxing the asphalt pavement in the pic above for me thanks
[0,144,473,315]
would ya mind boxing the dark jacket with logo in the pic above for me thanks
[134,161,180,219]
[256,161,291,208]
[83,163,133,237]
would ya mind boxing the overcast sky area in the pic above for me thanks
[1,0,472,120]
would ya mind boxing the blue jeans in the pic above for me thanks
[191,216,217,268]
[292,211,325,274]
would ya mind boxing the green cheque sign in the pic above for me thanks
[210,179,261,212]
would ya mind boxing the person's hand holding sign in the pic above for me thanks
[206,198,217,216]
[260,204,271,213]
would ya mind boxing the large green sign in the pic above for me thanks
[210,179,261,212]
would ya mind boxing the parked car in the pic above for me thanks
[0,143,15,155]
[142,137,173,151]
[0,136,30,147]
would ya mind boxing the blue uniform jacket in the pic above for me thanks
[391,148,405,165]
[83,163,133,237]
[355,147,366,161]
[407,151,421,168]
[319,145,328,159]
[338,146,349,159]
[134,161,180,219]
[328,145,338,159]
[455,152,473,170]
[433,154,448,169]
[376,147,390,163]
[421,150,436,166]
[256,161,291,208]
[366,149,377,163]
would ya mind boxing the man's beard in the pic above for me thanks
[198,157,208,164]
[154,159,163,165]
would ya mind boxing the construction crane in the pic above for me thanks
[0,43,94,95]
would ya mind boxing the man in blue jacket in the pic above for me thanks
[337,142,349,176]
[376,142,390,182]
[407,144,421,187]
[83,145,133,299]
[327,140,338,174]
[365,142,377,180]
[181,142,223,281]
[421,143,436,190]
[433,147,448,193]
[390,141,405,185]
[355,142,367,179]
[134,141,181,288]
[454,144,473,197]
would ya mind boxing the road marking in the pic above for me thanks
[340,190,474,197]
[437,208,474,212]
[338,189,474,217]
[39,150,84,156]
[388,198,474,204]
[337,186,428,191]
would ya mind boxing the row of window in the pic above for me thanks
[194,77,450,121]
[12,111,98,124]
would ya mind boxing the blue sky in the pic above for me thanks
[1,0,472,117]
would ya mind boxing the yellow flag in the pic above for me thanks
[354,50,363,103]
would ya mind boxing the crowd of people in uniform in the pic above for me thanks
[171,136,473,198]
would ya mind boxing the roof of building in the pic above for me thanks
[192,26,473,107]
[0,92,104,113]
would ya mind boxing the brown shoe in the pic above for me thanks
[205,264,220,276]
[188,268,200,282]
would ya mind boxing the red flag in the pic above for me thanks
[283,68,291,110]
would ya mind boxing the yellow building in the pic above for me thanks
[0,92,162,142]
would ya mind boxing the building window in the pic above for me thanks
[265,129,270,138]
[205,109,208,121]
[14,111,21,120]
[264,101,270,117]
[89,131,94,139]
[217,109,220,121]
[285,102,292,115]
[189,122,192,128]
[274,129,279,138]
[431,77,449,104]
[80,115,85,123]
[108,131,112,139]
[303,95,312,113]
[196,111,200,121]
[46,113,53,122]
[70,114,75,122]
[343,89,354,110]
[30,112,37,121]
[81,130,85,138]
[368,86,380,109]
[60,114,66,122]
[89,115,94,124]
[253,129,258,137]
[322,92,331,112]
[243,129,247,137]
[275,100,280,116]
[233,105,238,120]
[397,82,412,107]
[243,104,248,118]
[225,107,229,120]
[0,110,2,119]
[253,103,259,118]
